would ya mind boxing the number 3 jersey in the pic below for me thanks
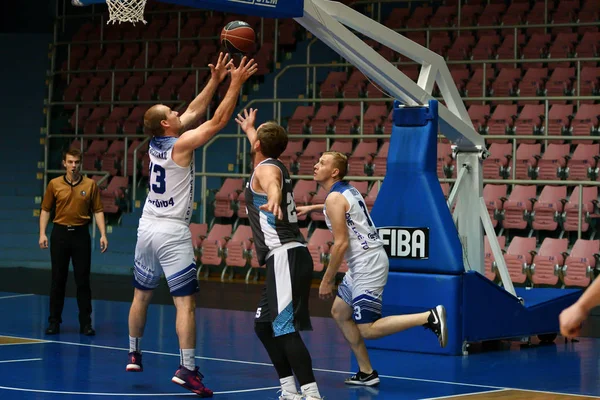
[245,158,305,265]
[142,136,195,224]
[323,181,384,267]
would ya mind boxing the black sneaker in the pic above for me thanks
[425,305,447,348]
[80,324,96,336]
[45,322,60,335]
[344,370,380,386]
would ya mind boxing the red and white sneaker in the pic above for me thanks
[126,351,143,372]
[172,366,213,397]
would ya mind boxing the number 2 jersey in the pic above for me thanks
[323,181,384,268]
[245,158,305,265]
[142,136,194,224]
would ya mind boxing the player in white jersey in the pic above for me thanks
[297,151,447,387]
[125,53,257,397]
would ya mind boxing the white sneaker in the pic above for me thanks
[303,396,324,400]
[278,389,304,400]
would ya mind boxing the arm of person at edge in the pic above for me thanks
[94,211,108,253]
[39,210,51,249]
[319,193,349,300]
[254,166,284,220]
[296,204,324,216]
[178,52,233,130]
[39,181,55,249]
[560,277,600,338]
[172,56,258,166]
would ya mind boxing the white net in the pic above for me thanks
[106,0,148,25]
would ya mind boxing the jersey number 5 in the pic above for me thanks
[149,163,166,194]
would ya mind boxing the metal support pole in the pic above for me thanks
[512,138,517,180]
[576,60,581,109]
[480,197,517,297]
[578,184,583,240]
[447,164,468,210]
[359,100,364,135]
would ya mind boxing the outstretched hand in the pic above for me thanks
[235,108,257,133]
[296,205,311,217]
[230,56,258,86]
[209,52,234,82]
[259,198,283,220]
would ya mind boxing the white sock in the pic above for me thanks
[301,382,321,398]
[129,336,141,353]
[180,349,196,371]
[280,376,297,394]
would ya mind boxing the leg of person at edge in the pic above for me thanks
[236,108,324,400]
[296,151,448,387]
[39,148,109,336]
[125,54,257,397]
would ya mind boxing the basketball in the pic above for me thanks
[220,21,255,54]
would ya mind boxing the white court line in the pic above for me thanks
[0,358,42,364]
[0,294,34,300]
[0,385,281,396]
[0,334,596,398]
[420,388,509,400]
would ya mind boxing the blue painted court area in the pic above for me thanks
[0,291,599,399]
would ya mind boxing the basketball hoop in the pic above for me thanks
[72,0,147,25]
[106,0,147,24]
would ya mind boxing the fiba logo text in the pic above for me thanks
[233,0,279,6]
[378,227,429,259]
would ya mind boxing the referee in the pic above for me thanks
[39,148,108,336]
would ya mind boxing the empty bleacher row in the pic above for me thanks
[189,222,348,282]
[484,236,599,288]
[382,0,599,35]
[189,203,598,289]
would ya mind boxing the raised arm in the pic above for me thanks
[179,52,233,130]
[173,57,258,165]
[235,108,258,147]
[319,193,349,299]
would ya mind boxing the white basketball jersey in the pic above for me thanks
[142,136,194,224]
[324,181,383,268]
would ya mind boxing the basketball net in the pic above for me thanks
[106,0,147,25]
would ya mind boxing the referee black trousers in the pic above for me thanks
[49,224,92,327]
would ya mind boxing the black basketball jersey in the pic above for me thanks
[245,158,305,265]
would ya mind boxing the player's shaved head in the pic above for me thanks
[323,151,348,180]
[144,104,169,137]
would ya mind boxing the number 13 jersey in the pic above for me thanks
[142,136,195,224]
[323,181,384,266]
[245,158,305,265]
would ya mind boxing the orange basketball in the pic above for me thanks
[220,21,255,54]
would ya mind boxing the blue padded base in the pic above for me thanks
[463,271,582,342]
[365,271,582,356]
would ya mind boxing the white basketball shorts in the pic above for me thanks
[133,216,198,296]
[337,247,389,324]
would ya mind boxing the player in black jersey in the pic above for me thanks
[236,108,323,400]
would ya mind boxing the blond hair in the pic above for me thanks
[323,151,348,180]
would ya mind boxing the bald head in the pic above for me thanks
[144,105,169,137]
